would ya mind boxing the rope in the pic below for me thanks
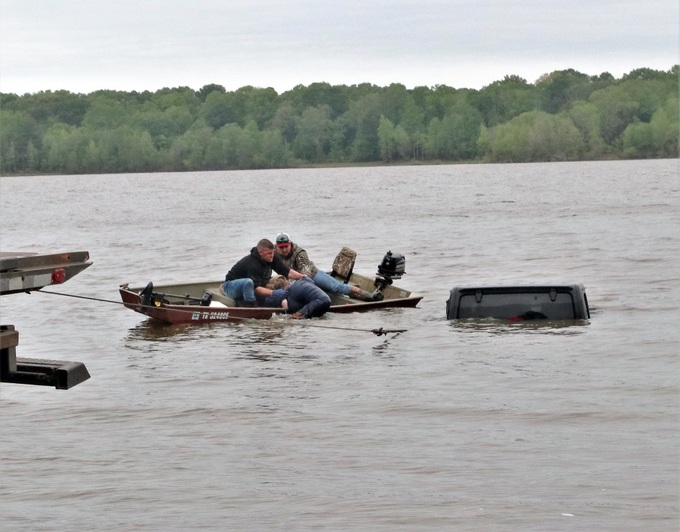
[283,322,406,336]
[33,289,406,336]
[36,289,125,306]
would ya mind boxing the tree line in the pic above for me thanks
[0,66,677,175]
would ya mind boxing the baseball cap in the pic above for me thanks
[275,232,291,246]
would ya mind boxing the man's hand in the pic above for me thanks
[288,268,307,280]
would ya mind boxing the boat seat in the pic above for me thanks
[331,247,357,283]
[204,286,237,307]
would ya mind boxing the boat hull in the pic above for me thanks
[119,273,421,325]
[119,283,284,325]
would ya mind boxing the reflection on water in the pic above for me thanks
[449,318,590,335]
[126,320,193,340]
[125,316,291,341]
[369,338,404,362]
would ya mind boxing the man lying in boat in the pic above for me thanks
[266,276,331,319]
[274,232,383,302]
[223,238,306,307]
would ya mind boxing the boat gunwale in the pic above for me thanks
[118,273,422,325]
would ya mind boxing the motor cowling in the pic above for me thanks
[377,251,405,279]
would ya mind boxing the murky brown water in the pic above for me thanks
[1,160,678,530]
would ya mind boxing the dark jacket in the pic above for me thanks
[225,247,290,287]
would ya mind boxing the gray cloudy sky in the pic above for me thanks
[1,0,677,95]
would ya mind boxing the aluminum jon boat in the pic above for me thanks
[119,250,422,325]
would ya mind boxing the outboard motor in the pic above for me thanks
[139,282,155,313]
[138,281,172,312]
[375,251,406,291]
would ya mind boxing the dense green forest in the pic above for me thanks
[1,66,677,175]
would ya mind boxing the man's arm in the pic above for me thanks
[254,285,290,297]
[292,249,315,276]
[287,268,306,280]
[273,255,308,279]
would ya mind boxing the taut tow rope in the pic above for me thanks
[35,289,124,306]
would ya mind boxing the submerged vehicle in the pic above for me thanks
[446,283,590,321]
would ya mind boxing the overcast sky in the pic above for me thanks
[1,0,677,95]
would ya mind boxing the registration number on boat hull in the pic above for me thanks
[191,311,230,321]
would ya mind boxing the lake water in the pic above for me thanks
[1,160,678,531]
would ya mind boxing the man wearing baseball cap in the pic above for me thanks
[223,238,306,307]
[274,232,382,301]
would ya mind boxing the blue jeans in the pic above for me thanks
[223,278,256,303]
[312,270,352,295]
[287,277,332,317]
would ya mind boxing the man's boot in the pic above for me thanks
[351,287,384,302]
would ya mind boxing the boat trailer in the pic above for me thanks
[0,251,92,389]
